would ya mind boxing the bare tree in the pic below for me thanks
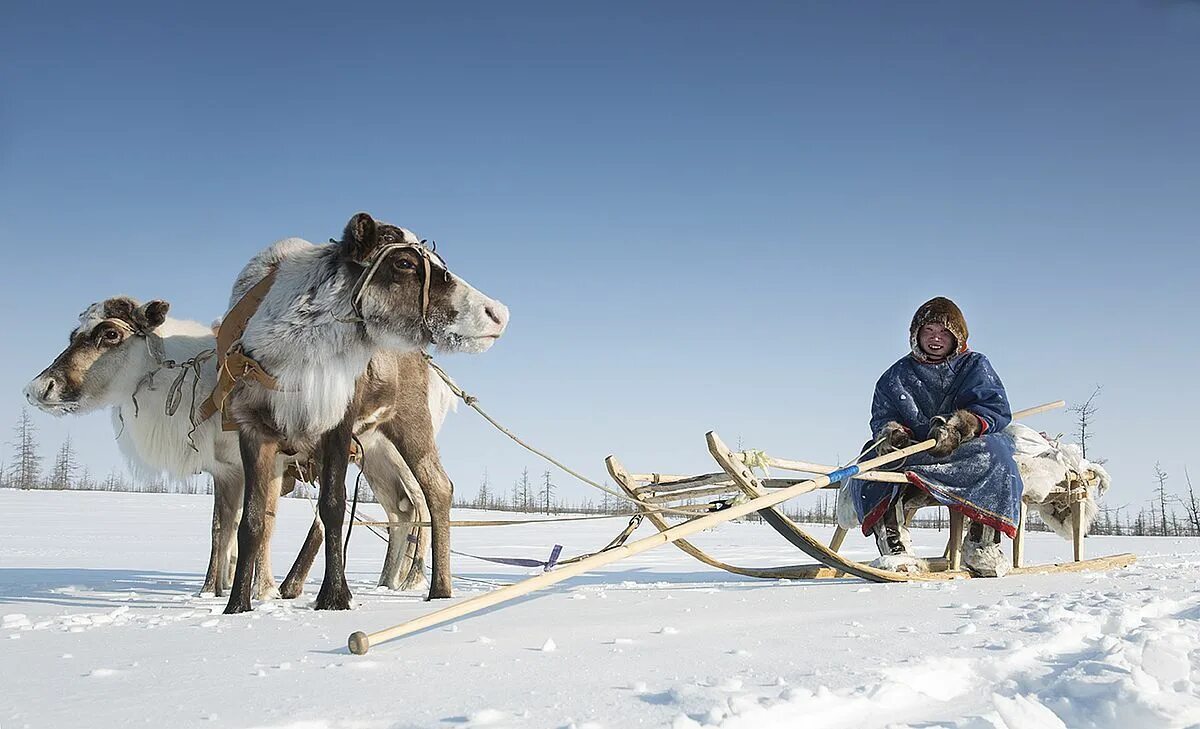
[1182,467,1199,537]
[520,467,533,512]
[475,467,492,508]
[103,470,124,492]
[510,475,523,512]
[1153,462,1171,536]
[49,435,78,490]
[541,469,556,515]
[8,408,42,490]
[1068,386,1102,461]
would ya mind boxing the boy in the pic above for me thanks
[849,297,1024,577]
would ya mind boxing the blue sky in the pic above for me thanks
[2,1,1198,516]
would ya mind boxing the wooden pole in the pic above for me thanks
[947,509,965,571]
[347,436,938,654]
[1013,501,1027,569]
[762,401,1066,481]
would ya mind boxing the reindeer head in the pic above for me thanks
[25,297,170,415]
[338,212,509,354]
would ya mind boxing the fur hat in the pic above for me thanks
[909,297,969,362]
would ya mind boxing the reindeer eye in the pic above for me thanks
[392,257,416,271]
[102,329,122,343]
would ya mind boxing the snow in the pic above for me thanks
[2,490,1199,728]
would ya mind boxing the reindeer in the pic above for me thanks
[24,298,457,598]
[221,212,508,612]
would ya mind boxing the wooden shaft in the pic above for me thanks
[753,400,1067,483]
[1013,501,1027,568]
[640,485,740,504]
[348,435,937,654]
[947,510,964,571]
[1071,499,1085,562]
[632,472,731,491]
[1011,400,1067,420]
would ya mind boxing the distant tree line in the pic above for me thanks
[3,407,211,495]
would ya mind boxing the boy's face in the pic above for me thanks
[918,323,955,359]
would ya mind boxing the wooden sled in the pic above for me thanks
[346,402,1132,653]
[607,401,1134,583]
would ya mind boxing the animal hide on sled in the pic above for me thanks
[1008,423,1109,541]
[835,424,1109,541]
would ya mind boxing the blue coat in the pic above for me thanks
[850,351,1024,537]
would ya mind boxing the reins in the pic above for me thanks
[420,355,734,518]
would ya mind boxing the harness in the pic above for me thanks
[195,240,441,429]
[196,270,282,428]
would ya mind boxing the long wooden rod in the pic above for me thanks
[347,436,937,654]
[755,400,1066,479]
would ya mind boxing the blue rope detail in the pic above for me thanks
[826,465,860,483]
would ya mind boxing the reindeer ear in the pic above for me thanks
[134,300,170,332]
[343,212,378,262]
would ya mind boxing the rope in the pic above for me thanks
[422,355,703,518]
[739,449,771,478]
[344,435,367,554]
[353,512,653,528]
[128,345,217,451]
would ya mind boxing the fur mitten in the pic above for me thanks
[928,409,982,457]
[876,421,912,454]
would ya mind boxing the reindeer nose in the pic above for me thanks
[485,303,508,328]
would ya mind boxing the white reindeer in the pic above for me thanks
[25,296,454,598]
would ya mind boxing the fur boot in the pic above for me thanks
[867,494,929,574]
[962,520,1010,578]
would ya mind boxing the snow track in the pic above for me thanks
[2,491,1198,728]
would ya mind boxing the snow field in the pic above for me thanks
[1,490,1198,729]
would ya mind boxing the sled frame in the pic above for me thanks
[704,431,1135,582]
[604,399,1133,583]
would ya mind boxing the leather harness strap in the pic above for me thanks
[196,269,281,426]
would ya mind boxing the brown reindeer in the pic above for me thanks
[223,213,508,613]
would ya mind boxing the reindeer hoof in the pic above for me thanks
[314,584,353,611]
[223,598,252,614]
[426,587,452,601]
[254,584,281,601]
[279,580,304,600]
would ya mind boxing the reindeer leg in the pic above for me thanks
[202,486,224,596]
[252,473,284,601]
[382,419,453,600]
[224,432,278,614]
[314,417,354,611]
[362,439,425,591]
[398,493,429,592]
[203,471,242,597]
[280,513,324,599]
[394,448,431,592]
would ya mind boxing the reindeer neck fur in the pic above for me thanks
[233,238,385,441]
[111,317,236,484]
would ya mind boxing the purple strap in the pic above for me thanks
[450,544,565,571]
